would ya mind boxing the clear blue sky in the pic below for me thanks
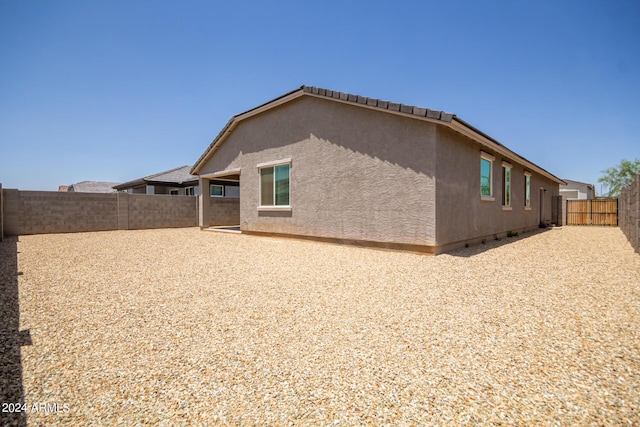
[1,0,638,193]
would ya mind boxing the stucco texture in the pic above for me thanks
[197,95,560,252]
[435,126,559,248]
[200,96,437,246]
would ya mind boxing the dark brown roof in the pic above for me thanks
[301,86,454,121]
[113,166,198,190]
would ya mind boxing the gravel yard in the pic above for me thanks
[2,226,639,425]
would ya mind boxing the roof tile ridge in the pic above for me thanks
[304,85,453,122]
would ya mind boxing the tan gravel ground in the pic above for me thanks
[1,226,639,425]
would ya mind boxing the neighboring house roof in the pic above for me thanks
[68,181,120,193]
[113,165,198,190]
[560,179,595,189]
[58,185,69,192]
[191,85,565,185]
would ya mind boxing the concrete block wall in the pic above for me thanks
[619,174,640,254]
[2,189,18,235]
[208,197,240,226]
[127,194,197,229]
[560,194,568,225]
[0,183,3,242]
[1,189,201,236]
[3,190,118,235]
[117,192,129,230]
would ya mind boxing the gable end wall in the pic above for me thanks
[198,96,438,246]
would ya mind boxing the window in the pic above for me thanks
[524,172,532,209]
[259,162,290,207]
[185,186,195,196]
[169,189,179,195]
[502,161,512,209]
[480,152,495,200]
[210,184,224,197]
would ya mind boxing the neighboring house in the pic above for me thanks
[113,165,239,197]
[67,181,119,193]
[191,85,564,254]
[114,166,198,195]
[112,165,239,197]
[560,179,595,200]
[58,185,69,192]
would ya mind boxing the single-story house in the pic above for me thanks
[113,165,239,197]
[191,86,564,254]
[560,179,595,200]
[67,181,119,193]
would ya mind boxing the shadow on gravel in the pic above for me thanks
[0,236,30,427]
[446,228,553,257]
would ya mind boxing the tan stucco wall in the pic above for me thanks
[199,96,437,246]
[435,126,560,249]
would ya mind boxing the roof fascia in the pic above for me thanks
[113,178,146,190]
[234,90,305,122]
[200,168,242,179]
[191,89,447,175]
[191,90,306,175]
[145,179,198,186]
[448,118,565,185]
[143,180,198,187]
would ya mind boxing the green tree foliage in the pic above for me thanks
[598,158,640,197]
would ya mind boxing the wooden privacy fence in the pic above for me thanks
[566,199,618,226]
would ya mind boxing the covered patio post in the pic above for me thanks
[198,176,210,228]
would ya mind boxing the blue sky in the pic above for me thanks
[1,0,638,193]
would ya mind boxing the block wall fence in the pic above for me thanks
[0,183,3,242]
[0,187,239,237]
[619,174,640,254]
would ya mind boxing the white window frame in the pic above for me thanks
[257,159,291,211]
[169,189,179,196]
[210,184,224,197]
[502,161,512,210]
[185,186,195,196]
[524,172,532,210]
[480,151,495,201]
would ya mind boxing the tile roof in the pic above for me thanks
[144,165,198,184]
[191,85,564,185]
[68,181,120,193]
[301,86,454,121]
[113,166,198,190]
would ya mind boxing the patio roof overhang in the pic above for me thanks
[200,168,241,182]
